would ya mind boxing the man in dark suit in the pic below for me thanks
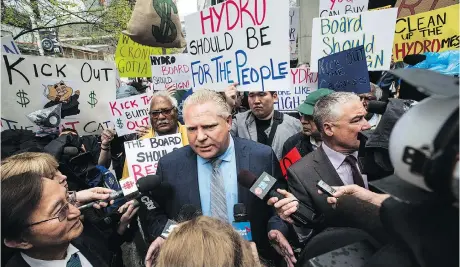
[268,92,372,242]
[144,89,296,267]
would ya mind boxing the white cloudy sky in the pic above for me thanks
[177,0,198,20]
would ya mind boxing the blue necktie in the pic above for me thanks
[67,253,82,267]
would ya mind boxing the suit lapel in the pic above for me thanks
[180,147,202,209]
[235,138,250,204]
[313,146,344,186]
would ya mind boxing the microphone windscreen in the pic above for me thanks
[233,203,247,216]
[63,146,79,156]
[176,204,202,222]
[367,100,387,115]
[237,170,258,189]
[136,175,161,192]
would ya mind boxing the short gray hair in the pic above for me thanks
[150,91,178,110]
[183,89,231,118]
[313,92,360,133]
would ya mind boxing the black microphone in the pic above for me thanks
[63,147,79,156]
[161,204,202,239]
[232,203,252,241]
[237,170,323,226]
[78,175,162,210]
[367,100,388,115]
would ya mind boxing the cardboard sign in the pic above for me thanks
[115,34,163,77]
[124,133,183,181]
[1,36,21,55]
[318,46,370,94]
[150,54,192,90]
[1,54,116,135]
[395,0,457,18]
[109,93,152,136]
[275,68,318,112]
[393,4,459,61]
[184,0,290,92]
[310,8,398,72]
[319,0,369,17]
[290,7,300,59]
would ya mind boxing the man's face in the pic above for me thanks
[358,87,377,110]
[150,96,178,135]
[24,179,83,248]
[300,114,318,137]
[184,102,231,159]
[324,100,371,151]
[248,92,277,119]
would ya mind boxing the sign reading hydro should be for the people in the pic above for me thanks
[150,54,192,90]
[124,133,183,181]
[310,8,398,72]
[184,0,290,92]
[109,93,152,136]
[319,0,369,17]
[1,54,116,135]
[393,4,459,61]
[275,68,318,112]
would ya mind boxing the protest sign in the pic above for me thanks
[150,54,192,90]
[275,68,318,112]
[395,0,456,18]
[310,8,398,72]
[115,34,163,77]
[319,0,369,17]
[1,54,116,135]
[318,46,370,94]
[393,5,459,61]
[124,133,183,180]
[1,36,21,55]
[184,0,290,92]
[109,93,152,136]
[290,7,300,59]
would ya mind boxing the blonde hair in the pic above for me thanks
[155,216,262,267]
[183,89,231,118]
[1,152,59,181]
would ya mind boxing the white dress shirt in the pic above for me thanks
[322,142,368,189]
[21,244,92,267]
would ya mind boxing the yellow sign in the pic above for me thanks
[115,35,183,77]
[393,4,459,61]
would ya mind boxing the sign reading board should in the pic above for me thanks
[310,8,398,72]
[184,0,290,92]
[318,46,370,94]
[1,54,116,135]
[150,54,192,90]
[393,4,459,61]
[319,0,369,17]
[275,67,318,112]
[124,133,183,181]
[109,93,152,137]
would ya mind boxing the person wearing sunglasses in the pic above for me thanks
[2,172,112,266]
[121,90,189,179]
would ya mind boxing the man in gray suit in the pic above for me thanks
[268,92,372,241]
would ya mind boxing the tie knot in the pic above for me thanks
[345,155,357,165]
[67,252,82,267]
[211,158,223,169]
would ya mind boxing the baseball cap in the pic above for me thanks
[297,88,335,115]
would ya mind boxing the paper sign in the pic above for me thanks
[318,46,370,94]
[184,0,290,92]
[1,54,116,135]
[109,93,152,136]
[290,7,300,58]
[150,54,192,90]
[319,0,369,17]
[310,8,398,72]
[393,4,459,61]
[275,68,318,112]
[1,36,21,55]
[124,133,183,181]
[115,34,163,77]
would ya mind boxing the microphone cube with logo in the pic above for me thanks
[249,172,277,200]
[120,177,141,200]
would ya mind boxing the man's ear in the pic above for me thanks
[226,115,232,131]
[272,92,278,101]
[4,238,33,250]
[323,123,334,137]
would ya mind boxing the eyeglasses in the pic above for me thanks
[27,202,70,227]
[149,107,175,118]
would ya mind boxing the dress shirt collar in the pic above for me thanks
[310,136,321,149]
[322,142,358,170]
[198,134,234,165]
[21,244,80,267]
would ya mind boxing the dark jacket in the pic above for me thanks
[145,137,290,260]
[282,132,315,159]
